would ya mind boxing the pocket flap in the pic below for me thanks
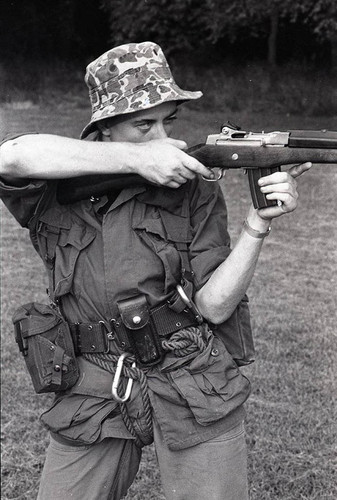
[168,336,250,426]
[117,295,150,330]
[39,209,71,230]
[57,224,96,250]
[12,302,61,336]
[132,214,167,240]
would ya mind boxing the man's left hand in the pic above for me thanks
[256,162,312,219]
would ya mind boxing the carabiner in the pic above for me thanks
[176,284,203,324]
[112,353,136,403]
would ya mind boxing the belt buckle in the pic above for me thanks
[99,320,115,353]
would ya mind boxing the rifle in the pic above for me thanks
[57,123,337,209]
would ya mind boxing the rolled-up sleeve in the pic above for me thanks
[0,132,50,227]
[189,180,231,290]
[0,178,48,227]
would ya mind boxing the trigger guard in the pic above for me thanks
[202,168,225,182]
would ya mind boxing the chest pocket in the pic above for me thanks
[133,207,192,293]
[36,211,96,300]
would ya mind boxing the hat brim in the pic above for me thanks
[80,85,202,139]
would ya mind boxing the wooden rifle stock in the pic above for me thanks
[57,130,337,208]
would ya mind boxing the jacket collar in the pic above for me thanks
[136,183,190,217]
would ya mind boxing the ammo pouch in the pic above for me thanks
[12,302,79,394]
[211,295,255,366]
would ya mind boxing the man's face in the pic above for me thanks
[102,101,178,143]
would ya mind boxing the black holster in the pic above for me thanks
[114,295,163,366]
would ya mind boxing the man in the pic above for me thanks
[0,42,311,499]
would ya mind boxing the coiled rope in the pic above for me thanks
[84,326,206,447]
[161,327,205,356]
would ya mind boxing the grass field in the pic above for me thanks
[1,67,337,499]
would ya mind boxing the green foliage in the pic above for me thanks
[2,0,335,65]
[1,0,110,61]
[101,0,337,51]
[307,0,337,39]
[0,0,76,59]
[278,0,337,40]
[100,0,207,53]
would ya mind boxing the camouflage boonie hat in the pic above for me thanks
[80,41,202,138]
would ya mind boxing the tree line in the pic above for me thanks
[1,0,336,67]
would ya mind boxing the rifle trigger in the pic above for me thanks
[202,167,224,182]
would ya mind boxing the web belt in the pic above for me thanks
[69,301,199,355]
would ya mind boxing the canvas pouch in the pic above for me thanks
[211,295,255,366]
[12,302,79,393]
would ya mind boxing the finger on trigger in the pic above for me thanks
[185,156,214,179]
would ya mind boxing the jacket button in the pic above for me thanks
[132,316,141,325]
[211,348,219,356]
[54,364,61,372]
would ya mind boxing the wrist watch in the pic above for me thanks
[243,219,271,239]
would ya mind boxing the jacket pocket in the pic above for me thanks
[40,394,118,445]
[133,211,182,292]
[168,334,251,426]
[211,295,255,366]
[37,213,96,299]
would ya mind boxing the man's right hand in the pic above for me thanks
[0,134,213,187]
[132,138,214,188]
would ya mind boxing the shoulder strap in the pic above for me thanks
[28,182,59,303]
[28,182,57,250]
[158,195,195,285]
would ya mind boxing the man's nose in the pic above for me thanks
[150,123,168,140]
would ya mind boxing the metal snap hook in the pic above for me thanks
[176,284,203,324]
[112,353,136,403]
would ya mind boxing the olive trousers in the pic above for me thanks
[37,420,249,500]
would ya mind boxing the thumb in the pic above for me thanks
[288,162,312,178]
[165,137,188,150]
